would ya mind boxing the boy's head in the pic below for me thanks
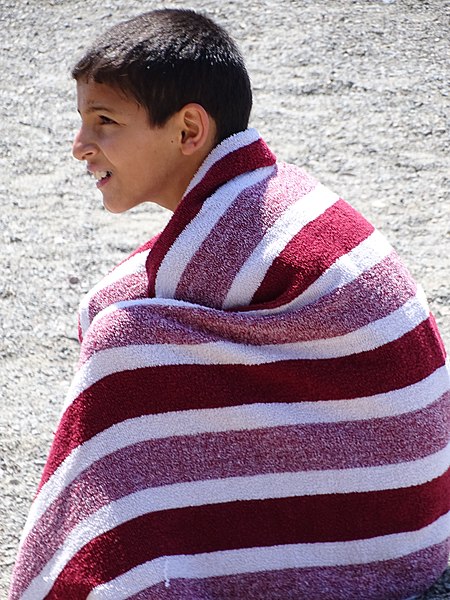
[72,9,252,144]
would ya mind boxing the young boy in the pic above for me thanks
[10,8,450,600]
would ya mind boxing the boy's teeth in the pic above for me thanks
[94,171,109,180]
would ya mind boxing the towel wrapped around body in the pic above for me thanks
[10,129,450,600]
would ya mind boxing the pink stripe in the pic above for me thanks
[78,303,224,365]
[86,237,158,330]
[273,250,417,340]
[174,164,317,308]
[79,251,417,365]
[87,272,149,325]
[14,392,449,592]
[128,542,450,600]
[147,138,276,297]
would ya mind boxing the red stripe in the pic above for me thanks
[250,199,375,309]
[39,316,446,487]
[47,471,450,598]
[146,139,276,297]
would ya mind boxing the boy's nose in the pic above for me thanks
[72,129,97,161]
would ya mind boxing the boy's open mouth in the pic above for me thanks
[93,170,112,187]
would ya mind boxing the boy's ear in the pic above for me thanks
[178,104,216,156]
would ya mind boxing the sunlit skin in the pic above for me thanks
[72,79,216,213]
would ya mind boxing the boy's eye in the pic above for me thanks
[99,115,115,125]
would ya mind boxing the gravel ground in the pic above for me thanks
[1,0,449,597]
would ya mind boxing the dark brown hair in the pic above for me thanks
[72,9,252,143]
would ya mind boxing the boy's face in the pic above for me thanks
[73,80,185,212]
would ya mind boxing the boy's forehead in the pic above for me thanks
[76,79,138,113]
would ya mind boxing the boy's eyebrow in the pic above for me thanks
[78,103,118,115]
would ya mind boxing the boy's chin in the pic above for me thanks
[101,195,133,214]
[102,201,128,214]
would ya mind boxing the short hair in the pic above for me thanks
[72,9,252,143]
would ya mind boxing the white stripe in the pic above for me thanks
[21,454,450,600]
[78,248,150,335]
[155,165,275,298]
[245,228,394,315]
[223,183,339,309]
[22,364,449,544]
[69,287,430,409]
[88,511,450,599]
[183,128,261,197]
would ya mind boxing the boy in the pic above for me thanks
[10,8,450,600]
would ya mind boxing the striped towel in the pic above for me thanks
[10,129,450,599]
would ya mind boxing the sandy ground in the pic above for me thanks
[1,0,449,597]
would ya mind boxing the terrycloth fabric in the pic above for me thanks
[10,129,450,600]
